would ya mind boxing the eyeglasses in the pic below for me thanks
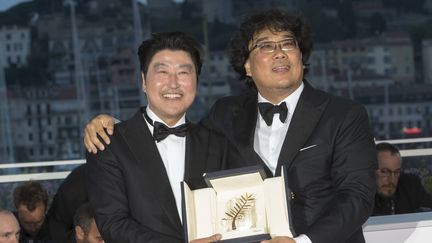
[377,168,401,178]
[249,38,298,53]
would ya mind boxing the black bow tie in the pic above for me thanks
[152,121,188,142]
[258,102,288,126]
[143,110,189,142]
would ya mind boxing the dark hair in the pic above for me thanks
[73,203,95,235]
[137,31,204,78]
[376,142,400,156]
[229,8,313,86]
[13,181,48,211]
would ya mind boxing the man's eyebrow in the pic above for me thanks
[254,34,295,44]
[152,62,169,69]
[178,64,194,70]
[152,62,193,70]
[254,36,269,43]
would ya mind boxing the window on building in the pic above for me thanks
[384,56,391,63]
[407,106,412,114]
[378,108,383,115]
[406,66,411,74]
[384,68,392,75]
[65,116,72,125]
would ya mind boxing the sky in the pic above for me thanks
[0,0,32,11]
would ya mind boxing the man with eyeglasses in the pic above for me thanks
[373,142,432,216]
[82,9,376,243]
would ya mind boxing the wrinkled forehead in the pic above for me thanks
[0,213,19,229]
[251,28,295,43]
[377,150,402,169]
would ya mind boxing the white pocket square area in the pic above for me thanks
[299,144,317,151]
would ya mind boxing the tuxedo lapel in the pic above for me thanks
[122,109,183,235]
[232,92,267,168]
[184,123,205,184]
[275,82,329,176]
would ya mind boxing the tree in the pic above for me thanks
[337,0,357,38]
[369,13,387,36]
[424,176,432,194]
[383,0,426,13]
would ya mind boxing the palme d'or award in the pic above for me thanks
[181,165,294,243]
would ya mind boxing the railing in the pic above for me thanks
[364,212,432,243]
[2,137,431,183]
[376,137,432,157]
[0,159,85,183]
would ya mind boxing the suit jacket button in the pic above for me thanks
[290,192,295,199]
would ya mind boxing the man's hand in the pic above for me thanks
[84,114,115,154]
[190,233,222,243]
[261,236,296,243]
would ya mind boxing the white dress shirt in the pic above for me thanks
[254,82,304,176]
[144,107,186,222]
[253,82,312,243]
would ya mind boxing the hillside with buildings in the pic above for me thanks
[0,0,432,166]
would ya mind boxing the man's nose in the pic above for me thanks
[273,45,288,59]
[168,74,180,88]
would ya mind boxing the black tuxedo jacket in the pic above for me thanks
[374,172,432,215]
[86,108,234,243]
[202,81,377,243]
[46,164,88,243]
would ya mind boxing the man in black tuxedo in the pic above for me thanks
[373,142,432,215]
[83,9,377,243]
[45,164,88,243]
[86,32,235,243]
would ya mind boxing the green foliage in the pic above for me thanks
[208,20,236,51]
[368,13,387,36]
[424,176,432,194]
[0,1,35,27]
[383,0,426,13]
[337,0,357,38]
[5,36,50,87]
[302,1,348,42]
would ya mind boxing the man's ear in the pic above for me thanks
[244,59,251,77]
[141,72,146,93]
[75,225,85,241]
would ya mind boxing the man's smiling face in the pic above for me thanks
[142,49,197,126]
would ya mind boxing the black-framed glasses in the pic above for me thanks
[250,38,298,53]
[377,168,401,178]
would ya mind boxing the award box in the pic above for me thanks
[181,165,293,243]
